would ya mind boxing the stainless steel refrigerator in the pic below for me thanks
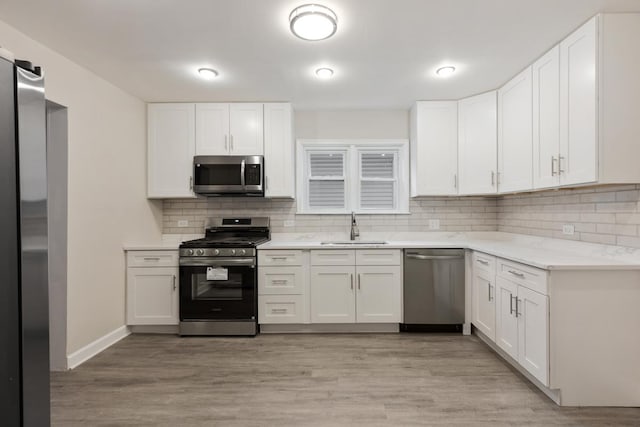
[0,55,50,425]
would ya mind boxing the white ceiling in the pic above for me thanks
[1,0,640,109]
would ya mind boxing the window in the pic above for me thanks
[297,140,409,214]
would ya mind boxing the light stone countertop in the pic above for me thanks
[123,234,203,251]
[257,231,640,271]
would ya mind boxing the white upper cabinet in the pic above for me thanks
[559,17,597,186]
[410,101,458,196]
[263,103,295,198]
[498,67,533,193]
[458,91,498,195]
[147,103,196,198]
[532,46,561,189]
[195,103,230,155]
[195,103,264,155]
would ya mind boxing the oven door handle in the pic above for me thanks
[179,257,256,267]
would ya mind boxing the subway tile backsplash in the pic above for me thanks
[163,184,640,249]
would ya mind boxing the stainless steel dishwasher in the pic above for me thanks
[402,249,465,332]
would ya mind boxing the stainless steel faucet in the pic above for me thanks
[350,211,360,241]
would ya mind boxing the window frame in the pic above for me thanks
[296,139,409,214]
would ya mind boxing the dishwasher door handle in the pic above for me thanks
[405,254,464,260]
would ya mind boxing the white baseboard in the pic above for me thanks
[67,325,130,369]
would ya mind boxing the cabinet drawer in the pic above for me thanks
[473,252,496,274]
[259,295,305,324]
[497,258,548,295]
[258,266,304,295]
[258,250,304,266]
[126,250,179,267]
[356,249,401,266]
[310,250,356,266]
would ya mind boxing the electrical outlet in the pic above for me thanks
[562,224,575,235]
[428,219,440,230]
[284,220,295,227]
[178,220,189,228]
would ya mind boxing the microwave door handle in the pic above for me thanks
[240,159,246,188]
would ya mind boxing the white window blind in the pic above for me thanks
[359,152,396,210]
[307,152,345,209]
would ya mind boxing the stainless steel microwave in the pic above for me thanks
[193,155,264,196]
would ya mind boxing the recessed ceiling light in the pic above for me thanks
[290,4,338,41]
[315,67,334,79]
[436,66,456,77]
[197,68,218,79]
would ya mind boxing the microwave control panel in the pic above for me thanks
[245,164,262,185]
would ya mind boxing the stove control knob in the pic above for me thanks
[231,249,236,255]
[239,249,246,255]
[196,249,204,256]
[187,249,194,256]
[214,249,220,255]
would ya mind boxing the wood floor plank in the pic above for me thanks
[51,333,640,426]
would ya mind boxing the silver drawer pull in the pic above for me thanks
[406,254,464,260]
[270,257,288,260]
[508,270,525,278]
[271,279,288,285]
[477,259,489,265]
[143,257,161,261]
[271,308,288,314]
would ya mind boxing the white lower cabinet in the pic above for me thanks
[310,249,402,324]
[258,250,309,324]
[125,250,179,325]
[472,251,549,386]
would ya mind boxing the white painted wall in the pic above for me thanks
[0,20,163,355]
[295,110,409,139]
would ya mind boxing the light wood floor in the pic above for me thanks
[51,333,640,426]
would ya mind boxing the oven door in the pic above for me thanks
[179,257,256,321]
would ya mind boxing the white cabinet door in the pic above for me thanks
[195,103,230,155]
[495,277,519,360]
[310,266,355,323]
[458,91,498,195]
[126,267,178,325]
[147,103,196,198]
[472,269,496,341]
[498,67,533,193]
[410,101,458,196]
[517,286,549,386]
[533,46,561,189]
[264,103,294,198]
[229,103,264,155]
[355,265,402,323]
[560,16,598,186]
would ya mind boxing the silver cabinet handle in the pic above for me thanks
[487,283,492,301]
[230,134,234,151]
[143,257,160,261]
[491,171,495,186]
[516,298,522,317]
[272,308,287,314]
[189,176,193,190]
[509,294,514,315]
[454,173,458,189]
[406,254,464,260]
[172,275,176,291]
[551,156,558,176]
[271,279,288,285]
[224,135,228,151]
[265,176,268,191]
[559,156,565,174]
[508,270,525,278]
[350,274,354,290]
[477,259,489,265]
[357,273,361,290]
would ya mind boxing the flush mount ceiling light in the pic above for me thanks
[289,4,338,41]
[197,68,218,79]
[435,66,456,77]
[315,67,334,78]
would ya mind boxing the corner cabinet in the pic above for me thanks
[125,250,179,325]
[410,101,458,196]
[263,103,295,198]
[147,103,196,198]
[457,91,498,195]
[498,66,533,193]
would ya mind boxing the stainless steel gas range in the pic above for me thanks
[178,217,270,336]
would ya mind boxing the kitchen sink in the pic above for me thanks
[320,241,388,246]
